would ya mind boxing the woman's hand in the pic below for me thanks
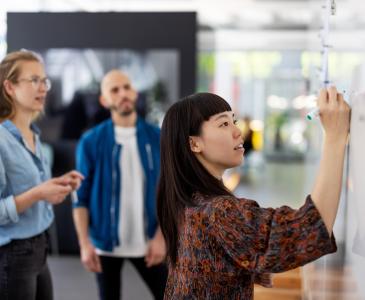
[34,171,84,205]
[59,170,84,191]
[318,87,351,143]
[14,171,84,213]
[35,177,73,205]
[311,86,351,234]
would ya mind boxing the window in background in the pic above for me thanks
[198,50,365,162]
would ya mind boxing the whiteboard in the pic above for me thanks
[348,92,365,257]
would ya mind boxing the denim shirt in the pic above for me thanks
[0,120,54,246]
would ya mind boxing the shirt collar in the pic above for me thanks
[1,119,41,142]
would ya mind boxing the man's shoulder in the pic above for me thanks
[138,118,161,136]
[80,119,113,142]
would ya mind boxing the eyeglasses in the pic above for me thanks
[16,77,52,91]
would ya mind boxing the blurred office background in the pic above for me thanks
[2,0,365,299]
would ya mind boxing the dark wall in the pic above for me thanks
[7,12,197,97]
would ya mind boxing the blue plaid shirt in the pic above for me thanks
[0,120,53,246]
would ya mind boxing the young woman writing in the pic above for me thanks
[157,88,350,299]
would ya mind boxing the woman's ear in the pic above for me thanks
[189,136,202,153]
[3,80,15,96]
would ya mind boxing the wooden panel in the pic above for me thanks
[254,268,302,300]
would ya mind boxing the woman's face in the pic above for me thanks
[9,61,48,115]
[190,111,244,179]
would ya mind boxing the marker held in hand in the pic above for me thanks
[306,108,320,121]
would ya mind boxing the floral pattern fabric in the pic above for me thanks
[164,193,336,300]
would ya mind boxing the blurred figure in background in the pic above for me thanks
[0,50,83,300]
[72,69,167,300]
[241,116,254,156]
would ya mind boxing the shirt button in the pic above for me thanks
[241,260,250,268]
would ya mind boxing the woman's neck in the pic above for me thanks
[10,112,33,136]
[195,155,224,180]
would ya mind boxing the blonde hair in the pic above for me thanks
[0,50,43,122]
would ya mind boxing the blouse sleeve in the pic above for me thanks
[209,195,336,273]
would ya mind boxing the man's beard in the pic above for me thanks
[109,104,135,117]
[118,108,134,117]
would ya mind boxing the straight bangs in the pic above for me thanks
[186,93,231,136]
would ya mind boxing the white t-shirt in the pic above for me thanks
[97,126,147,257]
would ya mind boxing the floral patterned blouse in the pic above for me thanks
[164,193,337,300]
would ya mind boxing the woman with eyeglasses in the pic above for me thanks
[157,89,350,299]
[0,50,84,300]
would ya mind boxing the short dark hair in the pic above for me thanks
[157,92,233,266]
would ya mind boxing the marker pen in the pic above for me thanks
[306,108,320,120]
[306,90,347,121]
[71,191,78,203]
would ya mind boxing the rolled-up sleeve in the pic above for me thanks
[210,195,336,273]
[0,156,19,225]
[0,195,19,225]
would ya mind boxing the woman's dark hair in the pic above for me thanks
[157,92,234,266]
